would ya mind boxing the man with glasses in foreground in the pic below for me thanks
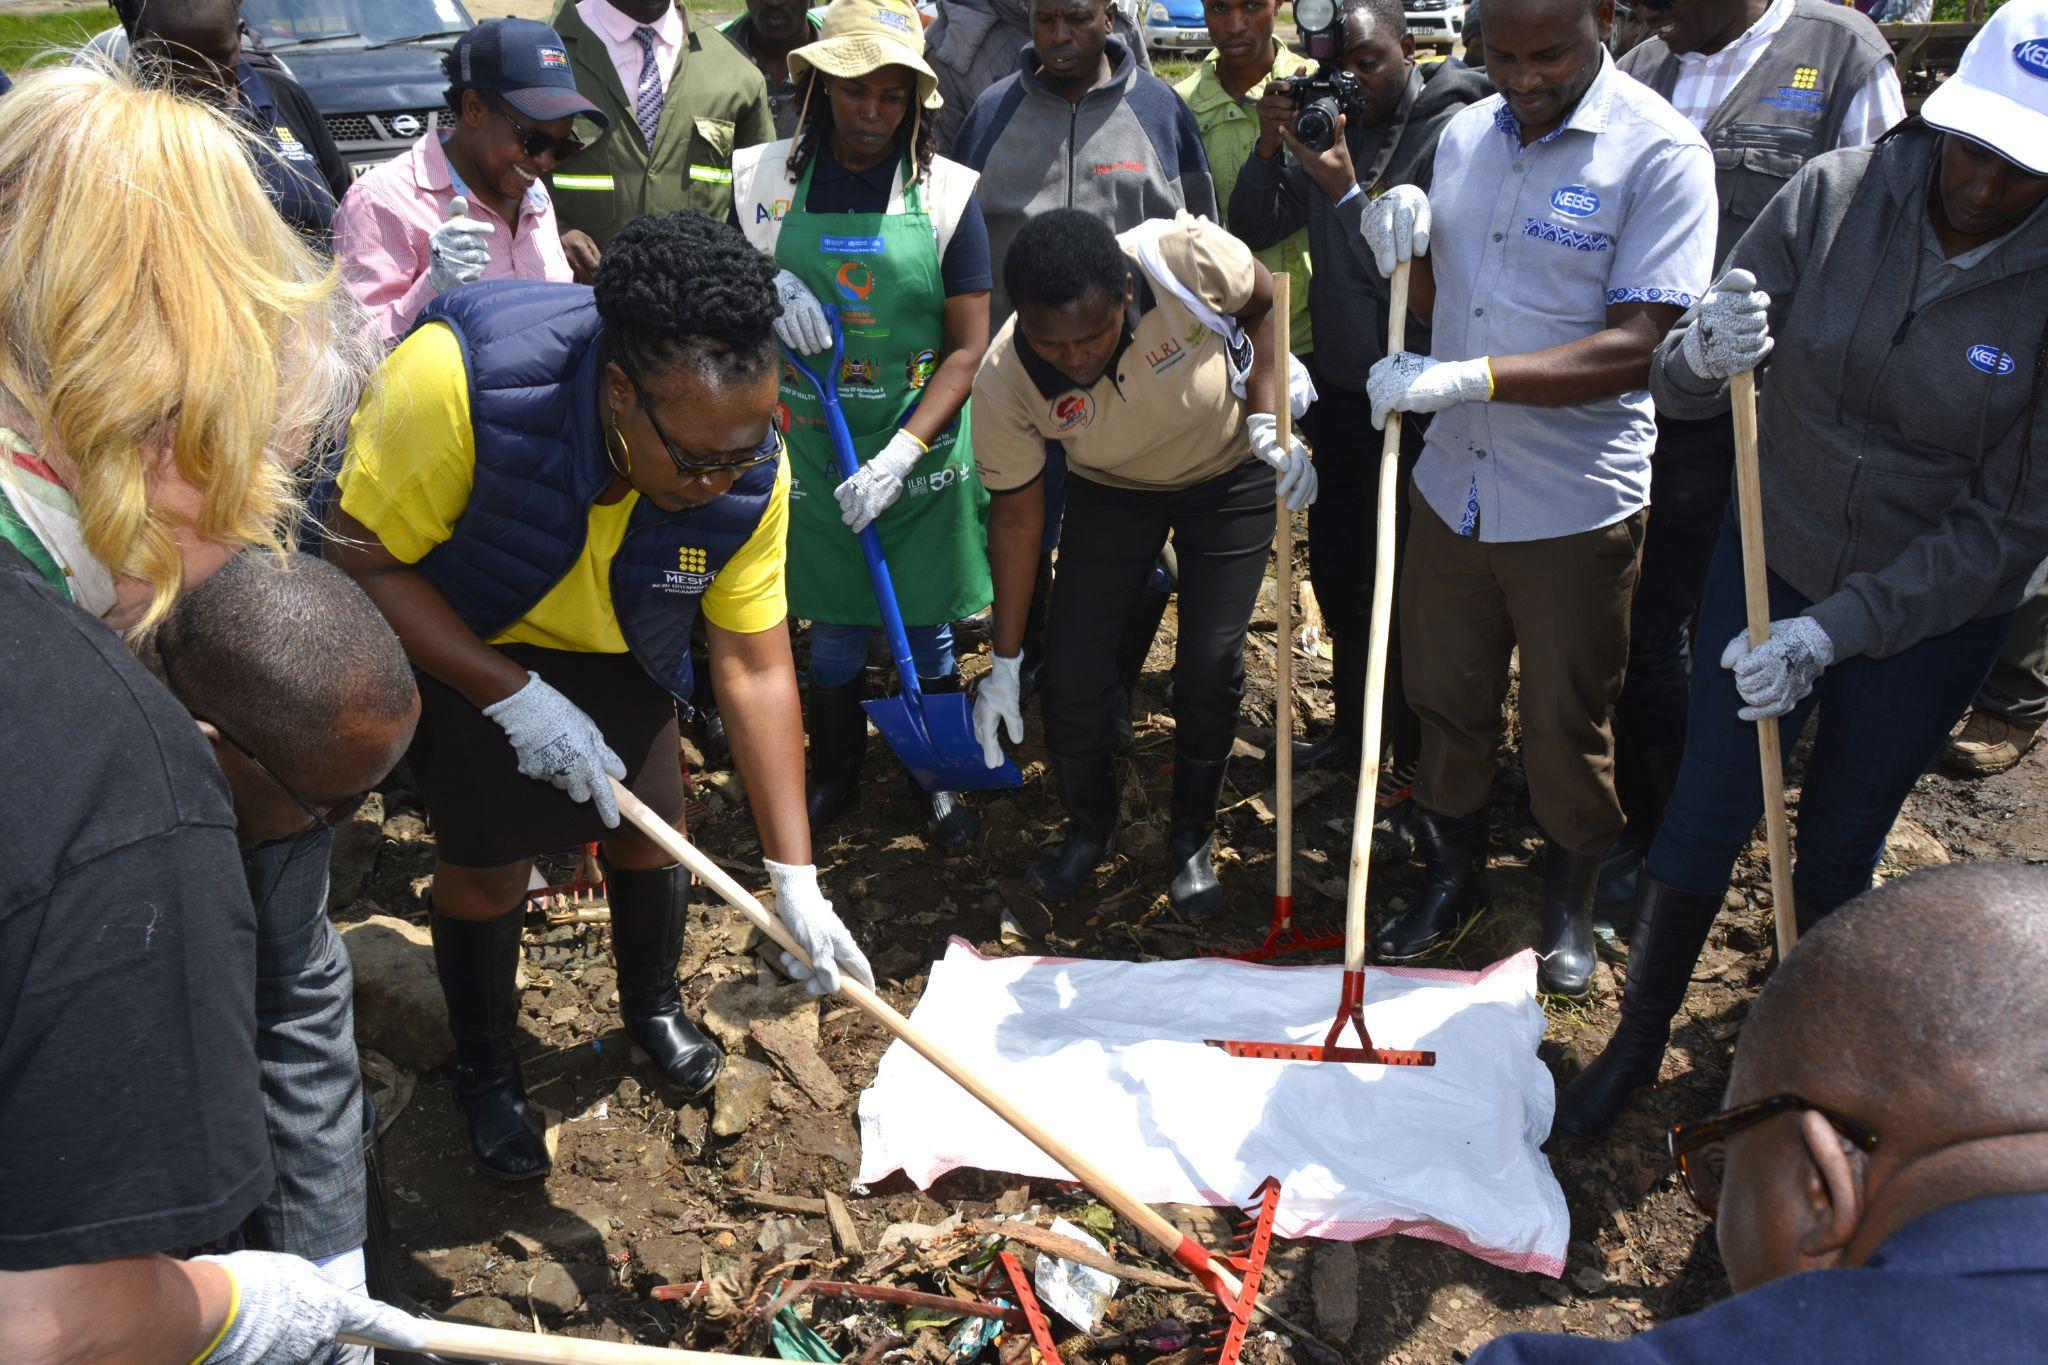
[1476,860,2048,1360]
[327,210,872,1183]
[145,553,422,1365]
[335,19,608,345]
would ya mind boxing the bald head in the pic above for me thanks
[1711,863,2048,1295]
[1734,862,2048,1130]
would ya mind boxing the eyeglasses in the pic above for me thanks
[623,362,786,476]
[1668,1094,1881,1218]
[155,632,373,838]
[487,93,586,162]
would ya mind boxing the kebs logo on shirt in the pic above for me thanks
[1968,344,2017,376]
[1550,185,1600,218]
[2015,38,2048,79]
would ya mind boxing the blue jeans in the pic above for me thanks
[1647,517,2010,912]
[808,620,956,689]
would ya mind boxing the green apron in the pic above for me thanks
[775,154,992,627]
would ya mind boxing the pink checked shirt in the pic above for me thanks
[574,0,682,99]
[334,131,573,344]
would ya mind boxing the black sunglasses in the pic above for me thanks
[487,93,586,162]
[156,632,372,838]
[1668,1094,1881,1218]
[623,362,785,476]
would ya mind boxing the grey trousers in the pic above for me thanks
[241,828,368,1261]
[1977,580,2048,726]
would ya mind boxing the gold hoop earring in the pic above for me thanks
[606,420,633,479]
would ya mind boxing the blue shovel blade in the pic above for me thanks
[865,690,1023,793]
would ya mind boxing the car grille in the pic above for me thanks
[323,109,442,145]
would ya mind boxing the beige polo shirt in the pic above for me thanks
[972,215,1257,494]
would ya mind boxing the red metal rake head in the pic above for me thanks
[1173,1176,1281,1365]
[1204,969,1437,1067]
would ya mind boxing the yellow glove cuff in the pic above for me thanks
[1481,357,1496,400]
[900,429,930,452]
[189,1266,241,1365]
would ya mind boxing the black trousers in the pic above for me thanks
[1612,413,1734,846]
[1299,383,1424,770]
[1044,458,1277,765]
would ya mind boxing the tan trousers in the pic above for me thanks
[1399,482,1646,856]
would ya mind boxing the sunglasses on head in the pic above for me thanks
[1668,1094,1880,1218]
[487,93,586,161]
[623,362,786,476]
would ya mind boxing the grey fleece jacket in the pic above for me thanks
[925,0,1151,155]
[952,38,1217,326]
[1651,123,2048,663]
[1229,60,1493,393]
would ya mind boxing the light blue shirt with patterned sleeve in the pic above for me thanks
[1414,50,1715,544]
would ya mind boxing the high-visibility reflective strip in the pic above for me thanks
[688,165,734,184]
[554,174,614,191]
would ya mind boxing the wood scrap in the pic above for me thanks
[823,1190,863,1255]
[749,1018,849,1109]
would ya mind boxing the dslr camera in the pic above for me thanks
[1273,0,1366,153]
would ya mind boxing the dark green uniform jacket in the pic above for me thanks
[548,0,777,246]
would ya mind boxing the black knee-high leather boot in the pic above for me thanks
[1552,875,1722,1140]
[604,859,723,1096]
[1166,754,1231,919]
[431,905,550,1181]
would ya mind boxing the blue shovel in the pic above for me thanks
[780,308,1023,795]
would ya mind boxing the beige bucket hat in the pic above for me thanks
[787,0,944,111]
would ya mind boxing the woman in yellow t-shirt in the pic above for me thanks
[328,212,872,1183]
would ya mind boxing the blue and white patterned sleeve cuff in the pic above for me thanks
[1606,287,1698,307]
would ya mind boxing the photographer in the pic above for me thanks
[1228,0,1487,854]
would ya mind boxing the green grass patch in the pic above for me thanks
[0,11,109,73]
[1153,55,1203,84]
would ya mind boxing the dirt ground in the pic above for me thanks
[335,541,2046,1363]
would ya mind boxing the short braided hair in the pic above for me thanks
[594,210,780,386]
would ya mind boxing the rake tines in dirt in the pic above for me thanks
[1204,262,1437,1071]
[1194,1176,1282,1365]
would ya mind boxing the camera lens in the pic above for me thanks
[1295,95,1341,153]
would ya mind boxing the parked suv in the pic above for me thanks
[1404,0,1465,50]
[241,0,475,174]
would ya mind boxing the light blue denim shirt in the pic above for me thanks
[1414,51,1715,543]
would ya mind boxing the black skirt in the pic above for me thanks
[406,643,686,867]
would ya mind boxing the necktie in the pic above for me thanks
[633,25,663,148]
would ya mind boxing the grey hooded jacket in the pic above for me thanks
[926,0,1152,154]
[1651,123,2048,663]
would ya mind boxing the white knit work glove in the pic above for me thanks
[1720,616,1834,721]
[1368,352,1492,430]
[427,196,493,294]
[482,671,627,826]
[772,269,832,354]
[1360,183,1431,278]
[192,1251,428,1364]
[1680,268,1774,382]
[1245,412,1318,511]
[765,859,875,996]
[973,652,1024,769]
[834,428,927,532]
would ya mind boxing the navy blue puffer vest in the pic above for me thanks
[413,281,778,703]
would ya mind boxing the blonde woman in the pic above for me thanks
[0,64,414,1365]
[0,62,367,631]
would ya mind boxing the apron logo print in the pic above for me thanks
[906,348,938,389]
[907,467,960,498]
[840,356,880,387]
[835,261,877,302]
[1051,392,1094,432]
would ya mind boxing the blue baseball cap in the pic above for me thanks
[448,18,609,128]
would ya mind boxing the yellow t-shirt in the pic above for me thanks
[338,322,790,649]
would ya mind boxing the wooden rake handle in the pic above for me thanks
[1273,274,1296,906]
[340,1321,783,1364]
[604,779,1244,1300]
[1730,370,1798,960]
[1340,259,1413,975]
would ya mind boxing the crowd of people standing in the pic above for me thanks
[1,0,2045,1358]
